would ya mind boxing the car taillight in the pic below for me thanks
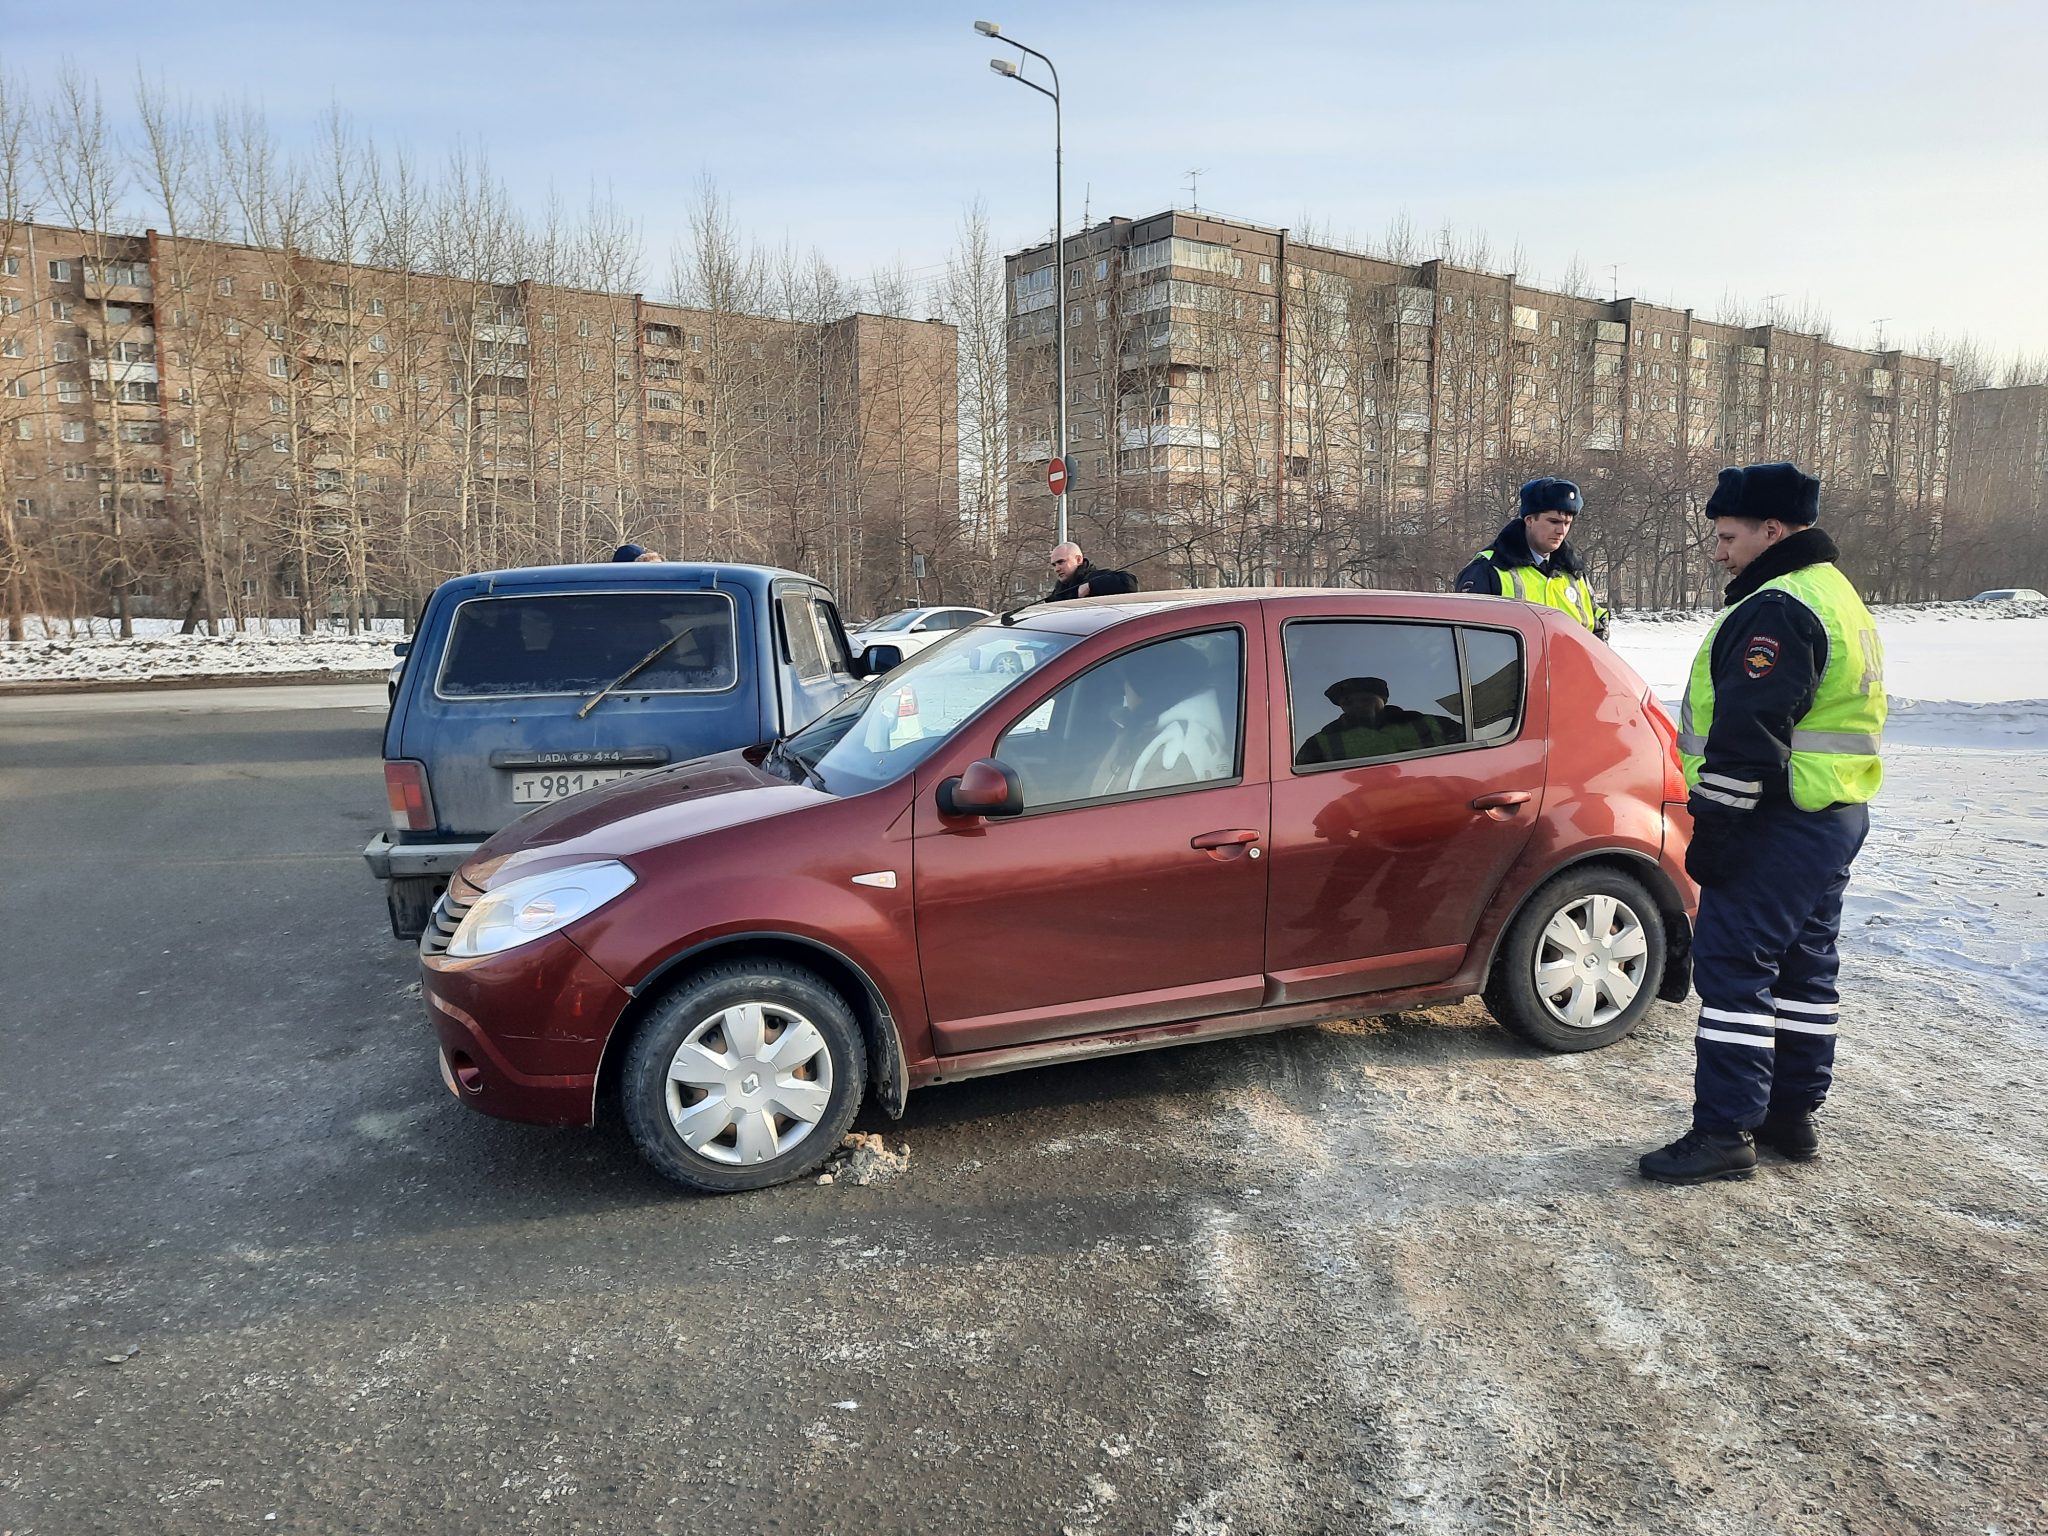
[384,759,438,832]
[1642,692,1688,803]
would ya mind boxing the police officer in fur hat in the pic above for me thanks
[1453,477,1610,640]
[1640,463,1886,1184]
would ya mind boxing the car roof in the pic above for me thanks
[430,561,823,600]
[1001,586,1555,636]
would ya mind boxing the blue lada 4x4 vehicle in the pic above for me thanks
[366,561,867,938]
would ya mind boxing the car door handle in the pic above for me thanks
[1191,829,1261,860]
[1470,790,1533,817]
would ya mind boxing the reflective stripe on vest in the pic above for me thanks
[1477,549,1599,630]
[1679,563,1886,811]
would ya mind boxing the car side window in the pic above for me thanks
[1284,621,1468,770]
[778,591,829,683]
[811,596,854,676]
[1461,627,1524,744]
[996,629,1243,809]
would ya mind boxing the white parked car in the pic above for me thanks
[848,605,992,666]
[1969,588,2046,603]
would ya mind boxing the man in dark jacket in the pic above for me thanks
[1046,541,1137,601]
[1639,463,1885,1184]
[1453,477,1610,640]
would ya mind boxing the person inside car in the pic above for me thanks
[1089,641,1233,797]
[1297,675,1462,766]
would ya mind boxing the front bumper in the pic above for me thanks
[421,933,632,1127]
[364,831,482,881]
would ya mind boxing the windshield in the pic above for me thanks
[863,609,923,633]
[782,625,1080,796]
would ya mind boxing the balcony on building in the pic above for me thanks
[83,262,153,303]
[88,356,159,386]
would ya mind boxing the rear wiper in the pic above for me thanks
[576,631,688,720]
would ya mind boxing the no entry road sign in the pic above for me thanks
[1047,457,1069,496]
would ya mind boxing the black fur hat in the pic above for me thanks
[1703,463,1820,526]
[1518,477,1584,518]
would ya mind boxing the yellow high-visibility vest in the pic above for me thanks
[1679,562,1885,811]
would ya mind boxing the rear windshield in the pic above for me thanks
[437,591,738,698]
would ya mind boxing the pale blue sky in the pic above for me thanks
[6,0,2043,360]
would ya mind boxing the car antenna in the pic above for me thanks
[998,601,1034,627]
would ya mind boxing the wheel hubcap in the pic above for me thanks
[663,1002,834,1165]
[1533,893,1649,1032]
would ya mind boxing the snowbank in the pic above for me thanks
[1,617,402,687]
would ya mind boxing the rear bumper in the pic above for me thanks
[365,832,482,881]
[420,934,629,1127]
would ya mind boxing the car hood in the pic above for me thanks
[465,748,828,886]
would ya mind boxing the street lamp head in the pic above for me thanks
[989,57,1019,76]
[973,19,1001,36]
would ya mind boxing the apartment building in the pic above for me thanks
[1005,210,1953,602]
[0,221,955,626]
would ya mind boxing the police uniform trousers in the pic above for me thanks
[1691,801,1870,1132]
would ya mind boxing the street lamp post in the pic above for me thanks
[975,19,1067,547]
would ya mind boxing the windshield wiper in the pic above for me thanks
[576,631,688,720]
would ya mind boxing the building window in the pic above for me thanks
[54,341,76,362]
[217,276,233,296]
[368,333,387,352]
[262,280,279,300]
[49,260,73,282]
[1260,300,1274,323]
[181,427,196,447]
[1258,262,1272,284]
[1095,258,1108,281]
[0,256,17,276]
[371,404,391,424]
[272,432,289,453]
[268,355,289,378]
[367,297,384,317]
[62,421,87,443]
[13,419,31,440]
[0,337,19,358]
[56,380,82,403]
[4,378,24,398]
[53,300,75,320]
[577,318,592,338]
[371,368,390,389]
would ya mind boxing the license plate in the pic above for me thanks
[510,767,648,804]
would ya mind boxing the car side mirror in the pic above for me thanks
[937,758,1023,820]
[855,642,904,678]
[393,640,410,657]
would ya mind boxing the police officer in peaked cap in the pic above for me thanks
[1640,463,1886,1184]
[1453,477,1611,640]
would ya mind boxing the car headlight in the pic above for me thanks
[447,860,636,958]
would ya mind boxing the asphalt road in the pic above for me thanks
[0,684,1382,1534]
[5,688,2042,1536]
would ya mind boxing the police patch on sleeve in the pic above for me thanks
[1742,635,1781,679]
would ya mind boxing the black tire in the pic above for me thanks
[386,876,443,941]
[621,961,867,1193]
[1483,865,1666,1052]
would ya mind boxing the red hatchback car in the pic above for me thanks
[420,590,1696,1192]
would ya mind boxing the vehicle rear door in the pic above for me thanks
[1263,610,1547,1003]
[912,615,1272,1056]
[399,581,766,838]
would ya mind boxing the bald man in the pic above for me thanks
[1046,542,1138,602]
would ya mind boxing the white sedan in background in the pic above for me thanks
[848,605,992,666]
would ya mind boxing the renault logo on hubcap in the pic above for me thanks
[741,1072,761,1095]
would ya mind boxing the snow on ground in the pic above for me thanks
[1,615,403,686]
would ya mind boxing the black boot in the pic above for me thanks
[1757,1109,1820,1161]
[1639,1127,1757,1184]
